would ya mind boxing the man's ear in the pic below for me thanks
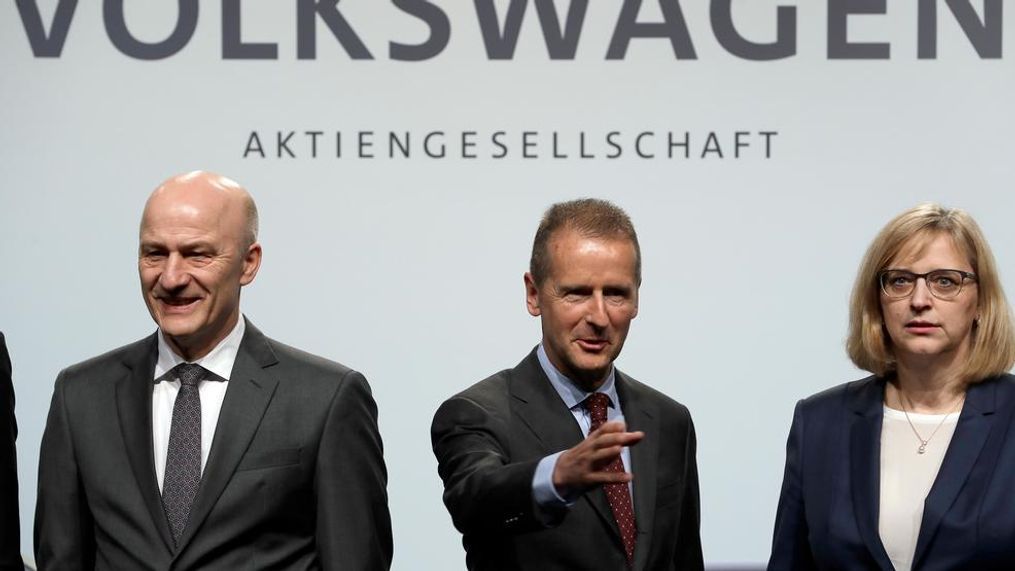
[240,242,262,286]
[524,272,541,317]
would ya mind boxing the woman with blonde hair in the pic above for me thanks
[769,204,1015,570]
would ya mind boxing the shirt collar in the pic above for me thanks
[154,316,246,382]
[536,342,620,411]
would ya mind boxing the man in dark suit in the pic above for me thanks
[35,171,392,570]
[431,199,702,570]
[1,332,24,570]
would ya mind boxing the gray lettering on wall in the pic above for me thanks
[475,0,588,59]
[241,129,779,159]
[15,0,78,57]
[701,132,723,158]
[760,131,777,157]
[359,131,374,157]
[474,0,528,59]
[243,131,265,157]
[425,131,446,157]
[828,0,889,59]
[534,0,589,60]
[918,0,1002,59]
[297,0,372,59]
[223,0,278,59]
[278,131,296,157]
[391,132,410,158]
[711,0,796,60]
[306,131,323,157]
[607,0,696,60]
[390,0,451,61]
[12,0,1010,61]
[606,131,622,158]
[104,0,198,60]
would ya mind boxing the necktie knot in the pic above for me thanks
[172,363,206,387]
[582,392,611,429]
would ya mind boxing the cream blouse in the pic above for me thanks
[878,406,960,571]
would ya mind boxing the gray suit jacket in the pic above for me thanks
[431,348,702,570]
[35,320,392,570]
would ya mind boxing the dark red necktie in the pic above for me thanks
[583,392,637,566]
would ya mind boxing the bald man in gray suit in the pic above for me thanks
[35,172,391,570]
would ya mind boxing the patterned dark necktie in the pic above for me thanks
[161,363,206,546]
[583,392,637,567]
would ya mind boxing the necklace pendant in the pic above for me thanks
[918,442,927,454]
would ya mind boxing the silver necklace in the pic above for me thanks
[898,392,963,455]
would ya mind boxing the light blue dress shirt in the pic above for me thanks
[531,343,633,510]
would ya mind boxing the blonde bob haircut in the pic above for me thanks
[847,203,1015,383]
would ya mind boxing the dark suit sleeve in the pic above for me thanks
[315,370,392,570]
[431,396,548,536]
[34,370,97,570]
[0,334,24,571]
[769,400,817,571]
[673,414,704,570]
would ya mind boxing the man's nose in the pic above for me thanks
[159,254,190,290]
[585,294,609,328]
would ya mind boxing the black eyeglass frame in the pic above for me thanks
[878,268,978,300]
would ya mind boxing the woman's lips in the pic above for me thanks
[905,321,939,334]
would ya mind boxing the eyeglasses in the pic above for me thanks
[878,269,977,300]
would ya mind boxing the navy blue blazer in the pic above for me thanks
[769,374,1015,570]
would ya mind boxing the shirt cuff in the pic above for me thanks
[532,451,577,508]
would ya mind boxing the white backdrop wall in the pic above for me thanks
[2,1,1013,567]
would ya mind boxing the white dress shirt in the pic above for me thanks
[152,318,245,492]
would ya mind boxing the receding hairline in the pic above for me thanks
[529,198,642,286]
[544,222,638,251]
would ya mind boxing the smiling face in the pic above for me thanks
[525,228,639,391]
[138,173,261,361]
[881,233,979,371]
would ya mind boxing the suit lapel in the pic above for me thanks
[616,374,658,571]
[847,378,894,571]
[508,351,622,542]
[115,333,174,551]
[510,350,586,458]
[173,321,280,554]
[912,379,997,569]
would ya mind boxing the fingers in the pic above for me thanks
[552,423,644,491]
[586,470,634,485]
[590,431,644,449]
[589,444,629,464]
[590,421,644,442]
